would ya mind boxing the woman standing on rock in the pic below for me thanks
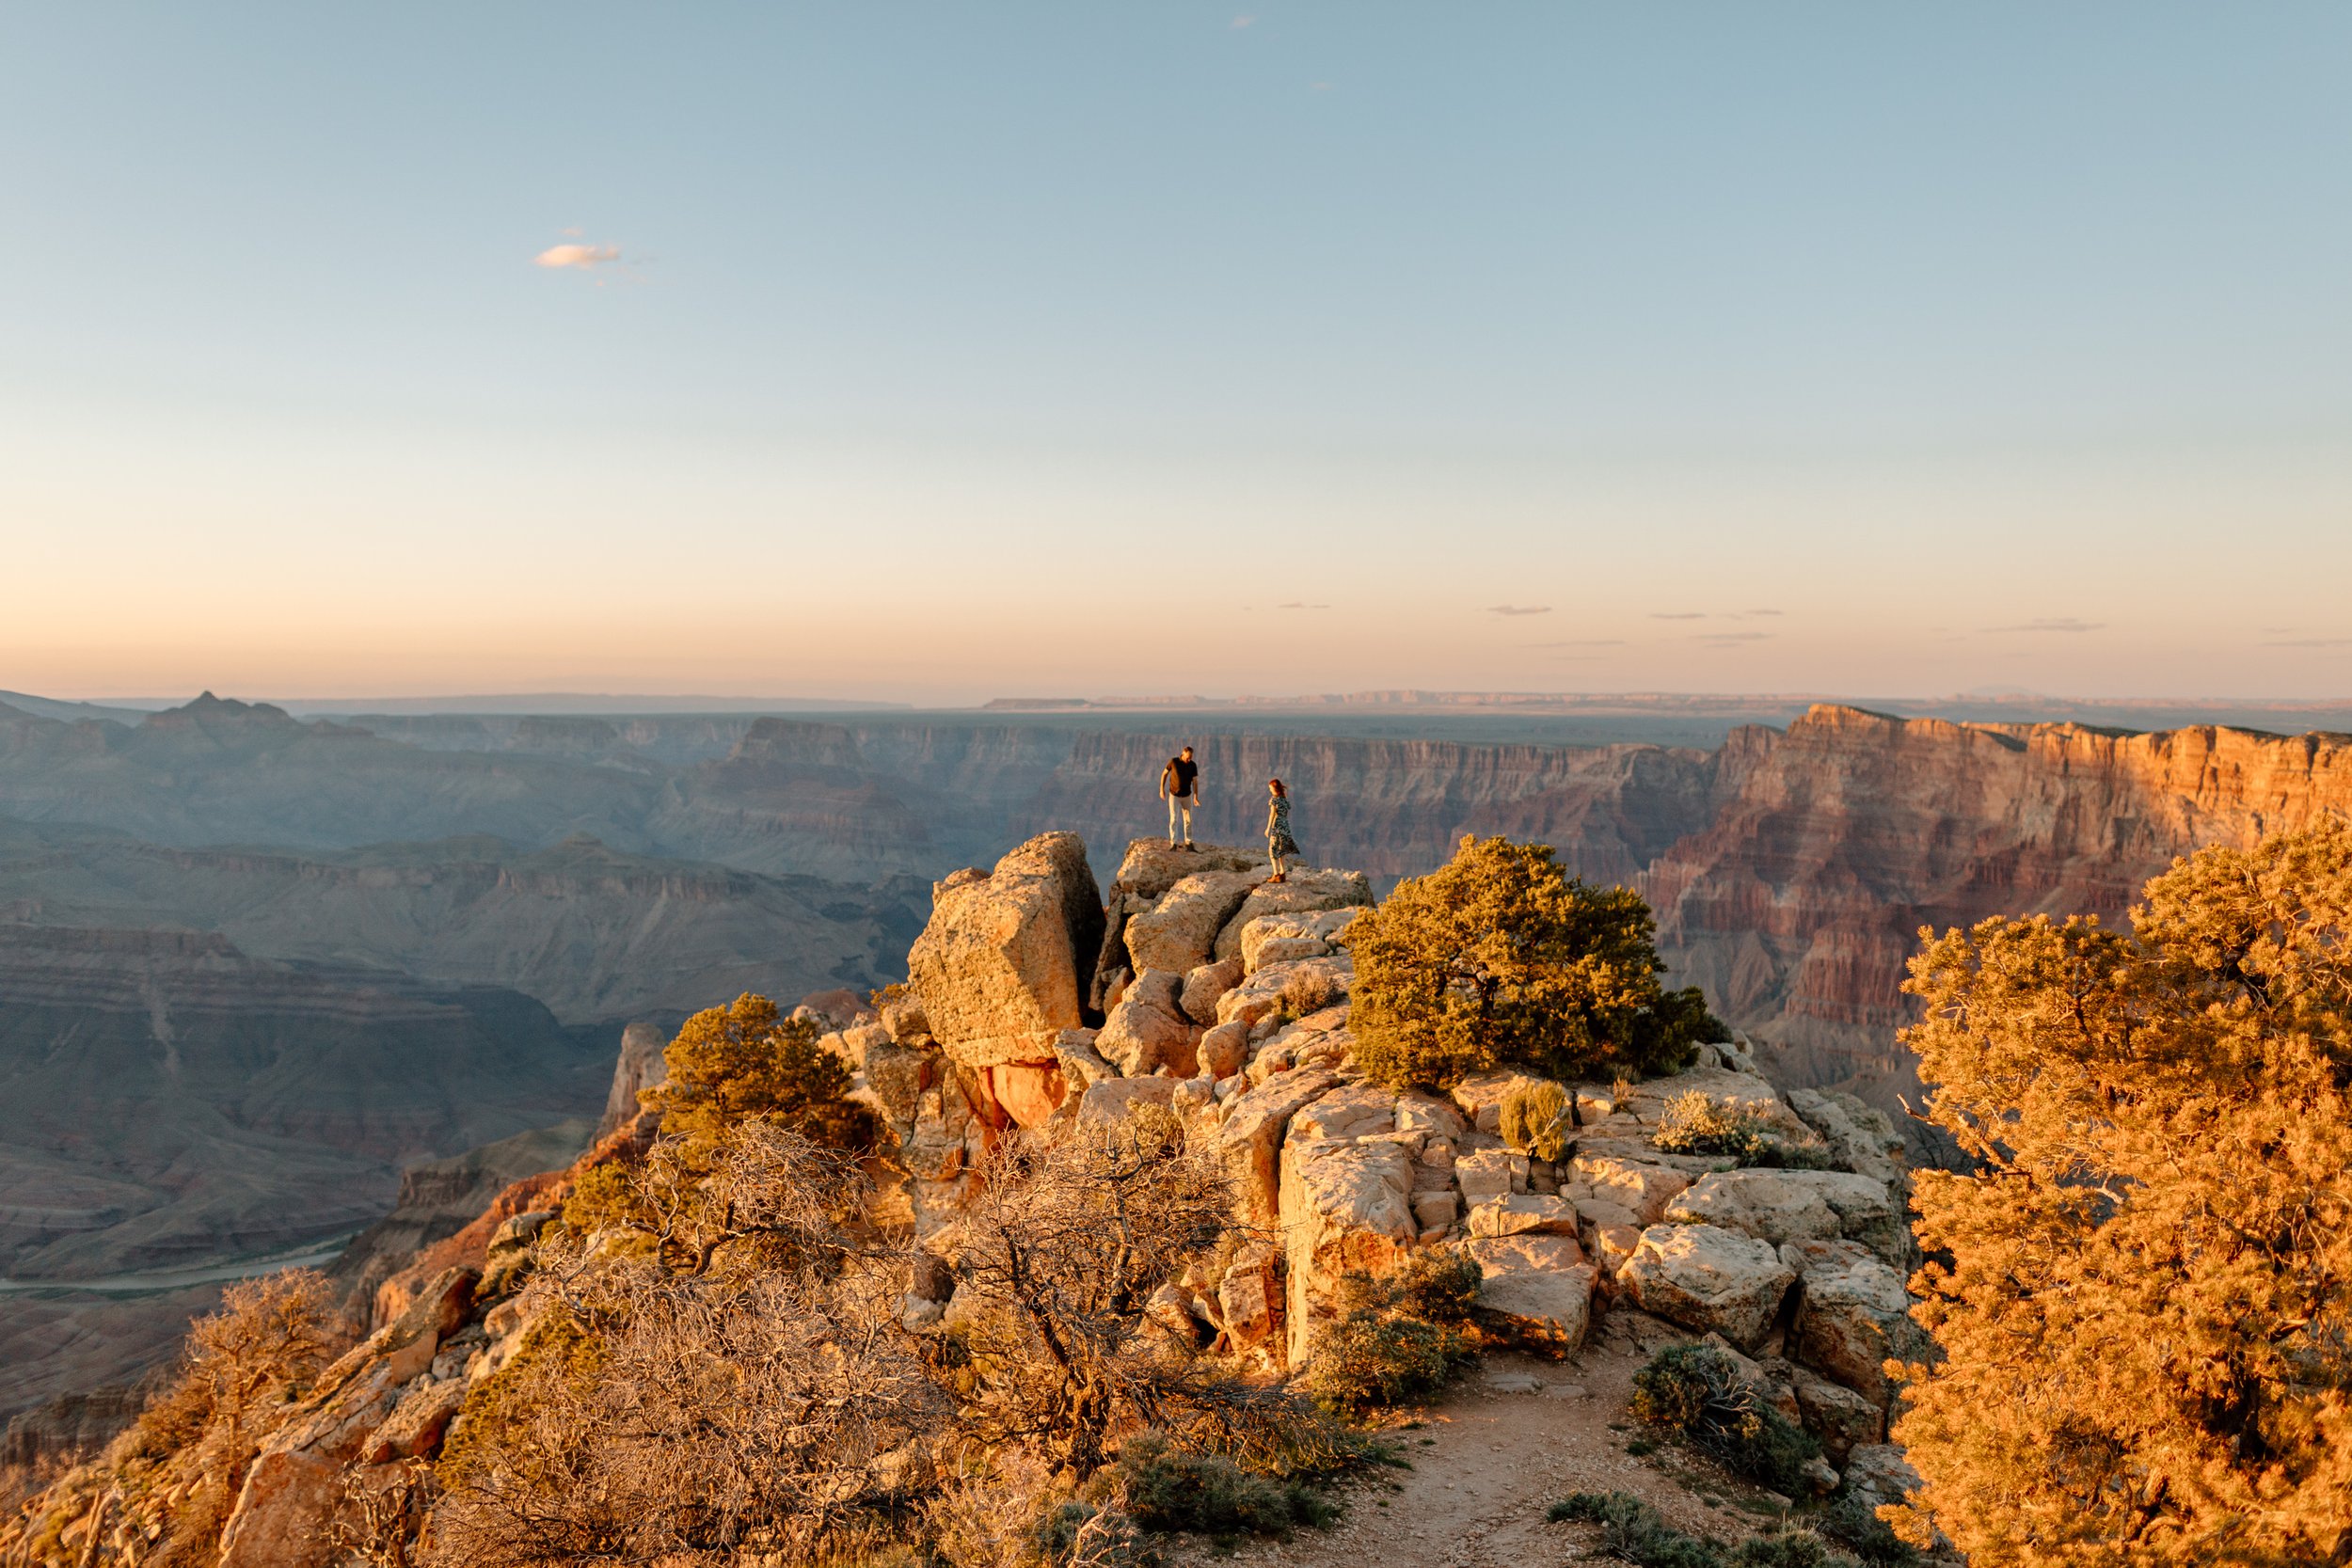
[1264,778,1300,883]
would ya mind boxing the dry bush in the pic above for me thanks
[948,1105,1248,1478]
[434,1123,943,1567]
[0,1269,344,1568]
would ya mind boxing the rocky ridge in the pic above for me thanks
[3,831,1932,1563]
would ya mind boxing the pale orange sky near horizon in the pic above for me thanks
[7,7,2351,705]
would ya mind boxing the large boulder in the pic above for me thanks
[1126,871,1262,975]
[1211,870,1374,960]
[1788,1249,1919,1403]
[1665,1169,1905,1265]
[1096,968,1201,1077]
[1469,1233,1594,1354]
[1215,1069,1342,1226]
[907,832,1104,1070]
[1279,1135,1417,1366]
[1616,1223,1796,1350]
[1179,958,1245,1024]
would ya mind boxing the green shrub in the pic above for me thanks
[1302,1250,1482,1417]
[1820,1491,1920,1567]
[1548,1492,1723,1568]
[1726,1529,1847,1568]
[644,992,876,1150]
[1111,1432,1330,1537]
[1348,836,1724,1091]
[1380,1246,1482,1326]
[1499,1080,1574,1162]
[1630,1344,1821,1495]
[1549,1495,1859,1568]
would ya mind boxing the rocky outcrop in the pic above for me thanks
[906,832,1104,1073]
[1665,1169,1905,1267]
[1615,1224,1797,1350]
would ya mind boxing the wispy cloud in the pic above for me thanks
[1649,611,1707,621]
[1696,631,1774,644]
[2265,636,2352,648]
[1744,609,1783,617]
[534,241,624,270]
[1987,617,2104,634]
[1531,638,1625,648]
[1276,601,1330,611]
[1485,604,1551,617]
[1231,13,1256,26]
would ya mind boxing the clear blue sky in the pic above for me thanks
[5,4,2349,702]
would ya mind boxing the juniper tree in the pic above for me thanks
[1894,820,2352,1565]
[1348,835,1721,1090]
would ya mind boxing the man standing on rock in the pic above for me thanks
[1160,745,1201,848]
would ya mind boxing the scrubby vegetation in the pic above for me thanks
[1348,835,1724,1091]
[1652,1091,1834,1169]
[1550,1491,1861,1568]
[1303,1249,1483,1417]
[8,1270,345,1567]
[435,1093,1368,1565]
[1630,1344,1821,1495]
[1895,820,2352,1563]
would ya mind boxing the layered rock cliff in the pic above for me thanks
[1642,706,2352,1101]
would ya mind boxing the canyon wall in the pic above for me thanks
[1641,706,2352,1101]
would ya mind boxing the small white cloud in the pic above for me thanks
[1987,617,2103,634]
[1486,604,1551,617]
[1231,13,1256,27]
[534,242,623,270]
[1276,601,1331,611]
[1649,611,1707,621]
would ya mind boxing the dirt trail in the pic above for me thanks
[1184,1319,1795,1568]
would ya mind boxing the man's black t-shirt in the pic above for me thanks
[1165,757,1199,798]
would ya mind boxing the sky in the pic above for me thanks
[4,4,2350,705]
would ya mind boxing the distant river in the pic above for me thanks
[0,1233,358,1296]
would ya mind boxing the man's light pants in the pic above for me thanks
[1168,795,1193,844]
